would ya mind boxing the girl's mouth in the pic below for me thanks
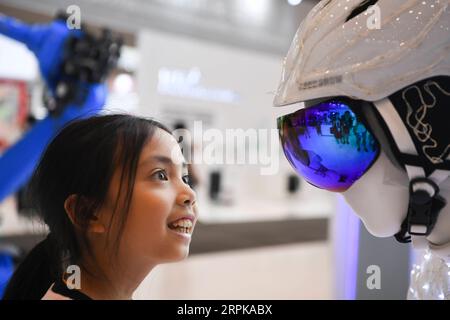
[167,218,193,235]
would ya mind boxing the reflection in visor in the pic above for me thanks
[278,101,380,192]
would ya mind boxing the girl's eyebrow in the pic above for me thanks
[140,155,187,169]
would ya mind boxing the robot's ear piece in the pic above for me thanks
[401,85,426,108]
[388,75,450,171]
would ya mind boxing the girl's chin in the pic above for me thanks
[161,249,190,263]
[159,243,191,262]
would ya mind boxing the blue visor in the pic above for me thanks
[277,98,380,192]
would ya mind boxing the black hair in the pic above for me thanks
[2,114,171,300]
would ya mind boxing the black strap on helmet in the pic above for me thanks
[394,177,447,243]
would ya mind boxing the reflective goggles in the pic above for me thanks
[277,97,380,192]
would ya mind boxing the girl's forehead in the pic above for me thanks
[141,130,184,163]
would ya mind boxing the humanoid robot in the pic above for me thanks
[273,0,450,299]
[0,13,121,202]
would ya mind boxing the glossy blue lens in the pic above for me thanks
[278,100,380,192]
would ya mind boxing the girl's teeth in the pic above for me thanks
[174,226,190,234]
[168,219,194,234]
[171,219,193,228]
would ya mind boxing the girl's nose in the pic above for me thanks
[178,181,196,207]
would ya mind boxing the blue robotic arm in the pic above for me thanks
[0,14,121,202]
[0,14,76,89]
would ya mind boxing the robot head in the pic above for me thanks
[274,0,450,257]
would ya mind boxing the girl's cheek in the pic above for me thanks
[135,188,174,213]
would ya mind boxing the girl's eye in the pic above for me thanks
[152,170,168,181]
[182,174,191,186]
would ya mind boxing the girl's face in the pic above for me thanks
[100,128,198,265]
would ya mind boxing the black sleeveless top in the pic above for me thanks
[51,278,92,300]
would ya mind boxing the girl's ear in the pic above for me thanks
[64,194,106,234]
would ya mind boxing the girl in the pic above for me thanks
[3,114,197,300]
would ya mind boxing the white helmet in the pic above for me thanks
[274,0,450,106]
[274,0,450,261]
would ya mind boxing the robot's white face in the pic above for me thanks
[343,149,450,248]
[342,150,410,237]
